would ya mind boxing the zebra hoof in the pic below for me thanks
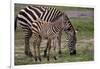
[58,51,62,54]
[54,56,57,60]
[47,56,50,61]
[38,57,42,62]
[25,51,33,57]
[70,50,76,55]
[35,57,37,62]
[43,51,47,57]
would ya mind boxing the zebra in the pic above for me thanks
[15,5,76,59]
[30,19,62,61]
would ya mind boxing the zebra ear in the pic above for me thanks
[63,12,68,20]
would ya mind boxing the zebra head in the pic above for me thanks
[63,13,77,55]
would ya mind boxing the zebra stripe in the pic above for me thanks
[48,8,56,21]
[16,6,63,29]
[20,9,33,23]
[18,14,31,27]
[26,7,38,20]
[28,6,41,18]
[41,10,48,21]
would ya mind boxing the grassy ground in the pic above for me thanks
[15,4,94,65]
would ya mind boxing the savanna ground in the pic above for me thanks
[15,4,94,65]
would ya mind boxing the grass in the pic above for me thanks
[15,43,94,65]
[14,4,94,65]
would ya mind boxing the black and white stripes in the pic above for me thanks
[40,7,62,22]
[15,6,63,34]
[31,19,63,38]
[17,6,62,23]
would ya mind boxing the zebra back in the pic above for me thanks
[16,5,63,26]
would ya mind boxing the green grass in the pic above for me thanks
[71,17,94,32]
[14,4,94,65]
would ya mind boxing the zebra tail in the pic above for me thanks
[15,16,18,31]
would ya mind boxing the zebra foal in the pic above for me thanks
[30,18,63,61]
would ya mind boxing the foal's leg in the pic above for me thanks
[37,36,42,61]
[43,39,50,57]
[47,39,51,61]
[31,34,38,61]
[57,31,62,54]
[52,39,57,60]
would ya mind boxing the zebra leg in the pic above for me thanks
[52,39,57,60]
[47,39,51,61]
[43,40,49,57]
[37,36,42,61]
[31,35,38,62]
[33,41,37,61]
[24,31,33,57]
[57,31,62,54]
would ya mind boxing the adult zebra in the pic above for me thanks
[15,5,76,59]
